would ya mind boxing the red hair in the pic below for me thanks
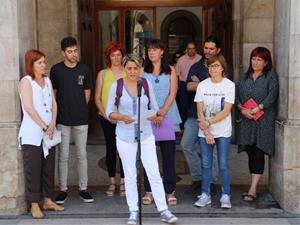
[246,47,273,76]
[25,49,46,79]
[104,42,124,68]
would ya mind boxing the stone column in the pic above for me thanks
[240,0,275,72]
[233,0,274,78]
[37,0,78,72]
[270,0,300,214]
[0,0,33,216]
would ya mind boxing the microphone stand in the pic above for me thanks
[136,79,143,225]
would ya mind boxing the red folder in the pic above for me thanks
[242,98,264,121]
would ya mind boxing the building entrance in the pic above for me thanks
[82,0,233,141]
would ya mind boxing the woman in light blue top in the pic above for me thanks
[106,54,178,224]
[143,39,181,206]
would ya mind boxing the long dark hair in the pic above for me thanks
[246,47,273,77]
[144,39,171,75]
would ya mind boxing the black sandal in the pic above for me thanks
[243,194,257,202]
[242,192,248,198]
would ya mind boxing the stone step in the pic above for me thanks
[23,186,283,218]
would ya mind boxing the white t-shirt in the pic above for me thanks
[194,77,235,138]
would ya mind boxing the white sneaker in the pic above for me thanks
[220,194,232,209]
[194,193,211,207]
[160,210,178,224]
[127,211,138,225]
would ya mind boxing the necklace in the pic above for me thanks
[155,77,159,83]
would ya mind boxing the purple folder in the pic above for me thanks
[151,118,176,141]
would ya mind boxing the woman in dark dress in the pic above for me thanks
[235,47,279,201]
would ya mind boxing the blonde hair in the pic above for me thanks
[122,54,143,68]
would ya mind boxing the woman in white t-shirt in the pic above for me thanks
[194,54,235,209]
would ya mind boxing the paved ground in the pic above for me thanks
[1,137,298,225]
[63,143,269,187]
[1,186,299,225]
[0,217,299,225]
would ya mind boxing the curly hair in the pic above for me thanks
[104,42,124,68]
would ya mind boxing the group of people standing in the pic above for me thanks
[18,37,94,219]
[18,34,278,225]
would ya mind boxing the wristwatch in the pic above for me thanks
[42,126,48,132]
[258,104,264,110]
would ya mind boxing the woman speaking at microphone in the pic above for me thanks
[106,54,178,224]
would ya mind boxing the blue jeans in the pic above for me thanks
[181,118,218,182]
[199,137,231,195]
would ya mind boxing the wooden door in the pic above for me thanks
[79,0,232,141]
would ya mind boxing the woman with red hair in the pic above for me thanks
[236,47,279,201]
[18,49,64,218]
[95,42,126,197]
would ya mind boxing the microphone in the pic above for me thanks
[137,79,143,97]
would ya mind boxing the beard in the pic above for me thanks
[66,56,77,64]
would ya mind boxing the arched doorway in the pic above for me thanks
[161,10,202,61]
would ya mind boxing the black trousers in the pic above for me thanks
[22,144,55,203]
[144,140,176,194]
[99,116,124,178]
[245,145,265,175]
[177,81,188,127]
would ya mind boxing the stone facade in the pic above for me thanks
[36,0,78,72]
[0,0,34,216]
[270,0,300,214]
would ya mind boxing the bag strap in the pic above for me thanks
[141,78,151,110]
[114,78,124,108]
[114,77,151,110]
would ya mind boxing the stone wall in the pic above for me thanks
[271,0,300,214]
[36,0,78,73]
[233,0,274,78]
[0,0,299,216]
[0,0,34,216]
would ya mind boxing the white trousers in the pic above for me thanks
[116,135,168,212]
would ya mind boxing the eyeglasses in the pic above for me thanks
[187,48,196,50]
[207,64,222,69]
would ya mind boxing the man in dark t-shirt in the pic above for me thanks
[51,62,93,125]
[180,35,233,195]
[50,37,94,204]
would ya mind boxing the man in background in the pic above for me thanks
[175,41,202,128]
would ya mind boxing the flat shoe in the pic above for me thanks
[167,196,177,206]
[242,192,248,198]
[43,202,64,211]
[142,195,153,205]
[243,194,257,202]
[106,183,116,197]
[119,183,126,197]
[31,206,44,219]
